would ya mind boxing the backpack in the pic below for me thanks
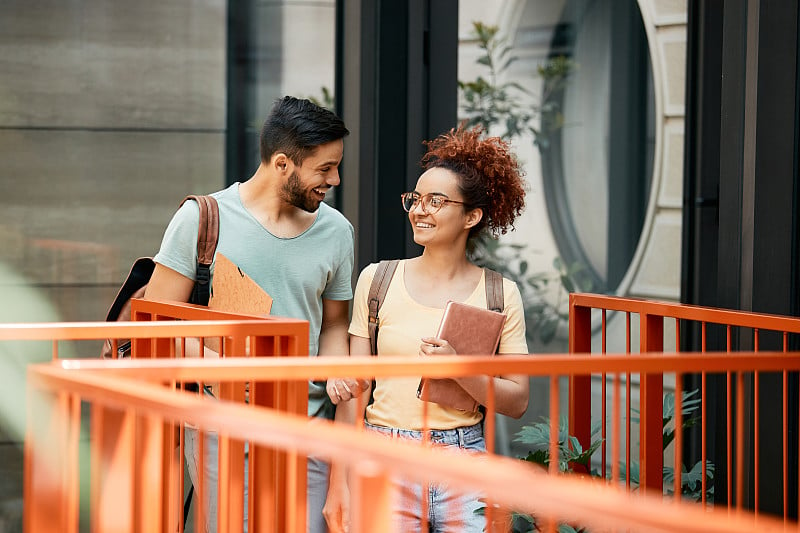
[366,259,504,355]
[100,194,220,358]
[366,260,504,412]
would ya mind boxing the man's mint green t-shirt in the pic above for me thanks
[153,183,354,419]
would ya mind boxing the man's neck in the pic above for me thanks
[239,167,317,238]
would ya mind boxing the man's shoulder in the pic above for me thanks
[173,185,236,217]
[319,202,354,232]
[210,183,239,204]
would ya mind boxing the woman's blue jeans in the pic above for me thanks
[365,421,487,533]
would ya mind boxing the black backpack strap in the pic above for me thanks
[484,268,504,313]
[367,260,400,355]
[181,195,220,306]
[104,257,156,322]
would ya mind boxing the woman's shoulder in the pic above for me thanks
[358,259,406,285]
[482,270,523,309]
[359,259,405,282]
[360,262,379,279]
[500,275,522,294]
[480,268,521,294]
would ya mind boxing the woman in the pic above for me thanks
[325,125,529,532]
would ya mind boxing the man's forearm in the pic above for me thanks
[318,323,349,357]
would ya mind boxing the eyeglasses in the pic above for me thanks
[400,192,466,214]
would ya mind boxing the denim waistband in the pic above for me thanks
[365,421,484,447]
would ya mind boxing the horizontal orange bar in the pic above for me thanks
[50,351,800,381]
[571,293,800,332]
[28,363,792,533]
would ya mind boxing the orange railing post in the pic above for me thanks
[127,298,310,533]
[91,404,135,533]
[567,292,800,514]
[640,312,664,492]
[24,387,78,533]
[568,293,592,465]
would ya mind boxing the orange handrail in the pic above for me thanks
[26,355,800,533]
[569,292,800,516]
[11,298,309,533]
[13,293,800,530]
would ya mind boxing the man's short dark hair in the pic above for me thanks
[259,96,349,164]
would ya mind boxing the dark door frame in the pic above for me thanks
[682,0,800,515]
[336,0,459,271]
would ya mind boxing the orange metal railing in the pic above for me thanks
[25,354,799,533]
[569,292,800,518]
[2,299,309,533]
[12,294,800,531]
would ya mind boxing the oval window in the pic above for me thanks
[520,0,655,292]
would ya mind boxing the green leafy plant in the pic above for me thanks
[469,236,593,346]
[628,389,716,502]
[307,86,335,110]
[503,389,714,532]
[503,417,601,532]
[459,22,573,148]
[459,21,585,348]
[516,416,603,475]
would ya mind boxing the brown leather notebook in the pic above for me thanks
[417,300,506,411]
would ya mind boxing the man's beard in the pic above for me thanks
[283,171,322,213]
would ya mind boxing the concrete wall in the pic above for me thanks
[0,2,335,528]
[0,0,226,325]
[0,0,337,325]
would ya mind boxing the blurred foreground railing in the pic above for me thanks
[11,295,800,531]
[26,356,797,533]
[1,299,310,533]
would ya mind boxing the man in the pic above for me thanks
[144,96,353,533]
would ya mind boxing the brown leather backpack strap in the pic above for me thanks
[368,259,400,355]
[484,268,504,313]
[182,195,220,266]
[181,195,220,306]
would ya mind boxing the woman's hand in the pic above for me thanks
[418,337,457,356]
[327,378,371,405]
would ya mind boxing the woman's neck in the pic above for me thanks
[413,247,474,279]
[404,248,482,307]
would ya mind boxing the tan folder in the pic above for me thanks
[208,253,272,316]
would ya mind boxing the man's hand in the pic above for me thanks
[323,464,351,533]
[327,378,371,405]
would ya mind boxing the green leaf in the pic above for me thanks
[539,317,559,343]
[522,449,549,467]
[663,428,675,450]
[567,435,582,454]
[560,273,576,293]
[663,391,675,417]
[505,81,531,94]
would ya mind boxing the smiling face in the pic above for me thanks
[281,139,344,212]
[408,167,481,248]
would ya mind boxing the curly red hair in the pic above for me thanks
[421,124,526,239]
